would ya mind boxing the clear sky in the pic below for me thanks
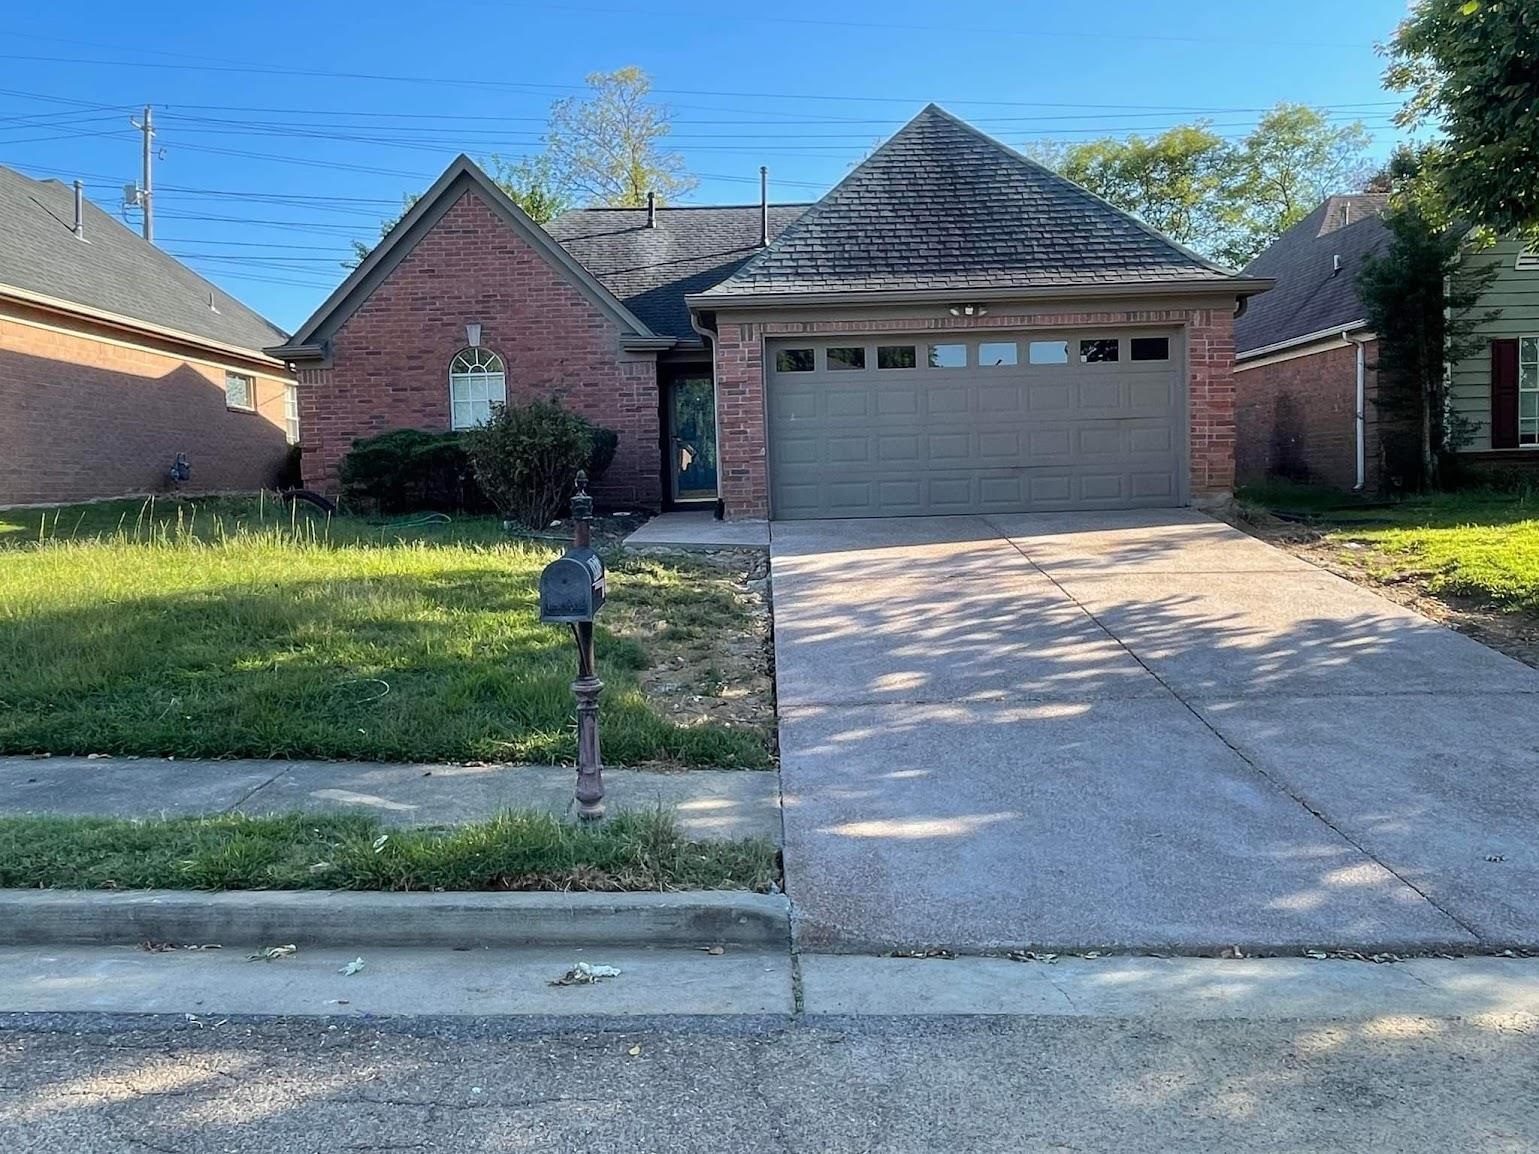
[2,0,1411,333]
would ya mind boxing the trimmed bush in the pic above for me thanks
[339,429,486,514]
[464,399,617,528]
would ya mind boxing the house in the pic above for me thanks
[0,166,297,507]
[271,105,1269,520]
[1235,194,1539,490]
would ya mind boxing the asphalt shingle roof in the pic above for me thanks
[0,165,286,352]
[1235,194,1389,355]
[695,104,1241,300]
[543,203,811,340]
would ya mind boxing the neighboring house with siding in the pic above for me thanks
[1235,193,1539,491]
[273,105,1267,521]
[0,165,296,507]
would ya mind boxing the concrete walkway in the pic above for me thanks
[771,510,1539,953]
[0,756,782,842]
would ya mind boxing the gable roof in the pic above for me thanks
[270,156,668,360]
[0,164,286,355]
[1235,194,1390,357]
[692,104,1266,305]
[544,203,810,341]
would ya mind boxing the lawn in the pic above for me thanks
[1237,484,1539,611]
[0,496,773,767]
[0,810,778,892]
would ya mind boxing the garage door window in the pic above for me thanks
[928,343,967,369]
[775,348,815,372]
[1028,340,1069,365]
[827,347,866,371]
[1131,337,1170,361]
[979,342,1018,366]
[1080,338,1120,363]
[877,345,917,369]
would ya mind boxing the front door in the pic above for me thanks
[668,375,718,502]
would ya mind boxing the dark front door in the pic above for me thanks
[668,375,718,502]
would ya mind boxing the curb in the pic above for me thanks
[0,889,791,950]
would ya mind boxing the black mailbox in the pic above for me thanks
[540,547,606,623]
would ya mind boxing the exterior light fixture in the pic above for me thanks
[947,304,989,317]
[466,323,482,348]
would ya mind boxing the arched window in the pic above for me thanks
[448,347,506,430]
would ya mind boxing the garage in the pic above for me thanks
[766,331,1186,519]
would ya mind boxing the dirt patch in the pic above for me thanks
[619,547,777,762]
[1227,511,1539,670]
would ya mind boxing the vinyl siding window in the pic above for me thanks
[283,384,300,445]
[449,348,507,430]
[1521,337,1539,446]
[224,371,254,411]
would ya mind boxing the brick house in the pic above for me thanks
[0,166,296,507]
[1236,194,1539,491]
[273,105,1269,520]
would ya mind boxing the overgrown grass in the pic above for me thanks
[0,810,778,892]
[0,497,771,767]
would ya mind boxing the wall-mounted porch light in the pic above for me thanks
[466,323,482,347]
[948,304,988,317]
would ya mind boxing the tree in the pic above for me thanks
[1050,124,1237,259]
[1033,103,1372,267]
[1357,152,1498,490]
[1384,0,1539,240]
[545,66,696,207]
[346,156,570,268]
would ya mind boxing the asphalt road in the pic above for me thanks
[3,1012,1536,1152]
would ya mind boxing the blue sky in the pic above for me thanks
[3,0,1410,332]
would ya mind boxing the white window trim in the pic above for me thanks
[1520,336,1539,446]
[448,347,507,431]
[224,371,255,412]
[283,384,300,445]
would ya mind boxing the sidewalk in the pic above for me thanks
[0,756,782,843]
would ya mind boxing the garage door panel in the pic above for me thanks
[767,332,1183,518]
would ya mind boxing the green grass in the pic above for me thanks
[0,497,771,767]
[0,811,778,892]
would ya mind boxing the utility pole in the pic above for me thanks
[129,105,154,242]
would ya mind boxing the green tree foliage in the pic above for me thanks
[464,399,616,529]
[1384,0,1539,239]
[545,66,697,207]
[1357,152,1498,490]
[1037,103,1373,267]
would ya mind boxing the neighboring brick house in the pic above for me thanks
[273,105,1269,520]
[0,166,296,507]
[1236,194,1539,492]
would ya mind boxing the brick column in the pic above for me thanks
[714,319,769,519]
[1188,307,1236,502]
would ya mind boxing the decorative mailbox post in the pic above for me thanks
[538,472,608,820]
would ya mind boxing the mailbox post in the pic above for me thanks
[538,472,607,820]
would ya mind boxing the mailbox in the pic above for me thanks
[540,547,606,623]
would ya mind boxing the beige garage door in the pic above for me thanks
[766,331,1186,519]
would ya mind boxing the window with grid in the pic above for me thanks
[283,384,300,445]
[448,348,507,430]
[1521,337,1539,445]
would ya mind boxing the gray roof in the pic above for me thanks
[544,203,810,340]
[0,165,286,353]
[1236,194,1390,356]
[695,104,1247,301]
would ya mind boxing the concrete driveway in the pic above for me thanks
[770,510,1539,953]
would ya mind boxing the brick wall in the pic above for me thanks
[1234,339,1379,491]
[300,192,661,509]
[0,301,293,506]
[712,304,1237,519]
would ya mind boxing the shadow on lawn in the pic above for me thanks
[0,568,772,769]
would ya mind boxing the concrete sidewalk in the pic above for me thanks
[0,756,782,842]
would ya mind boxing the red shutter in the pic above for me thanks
[1492,339,1520,449]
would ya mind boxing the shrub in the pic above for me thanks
[464,399,616,528]
[587,427,619,482]
[339,429,486,514]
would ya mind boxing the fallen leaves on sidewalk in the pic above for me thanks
[339,957,366,976]
[1006,951,1059,964]
[247,944,298,962]
[141,941,222,953]
[549,962,622,986]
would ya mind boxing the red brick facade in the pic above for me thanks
[1234,339,1379,491]
[0,299,293,506]
[712,305,1238,519]
[298,192,660,508]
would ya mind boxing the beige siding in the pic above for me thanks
[1450,238,1539,451]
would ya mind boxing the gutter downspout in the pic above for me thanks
[1344,330,1369,491]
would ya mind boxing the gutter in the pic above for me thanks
[1236,320,1369,363]
[686,277,1274,312]
[688,309,725,511]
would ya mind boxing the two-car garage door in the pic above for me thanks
[767,331,1185,519]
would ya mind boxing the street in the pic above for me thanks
[3,1011,1535,1152]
